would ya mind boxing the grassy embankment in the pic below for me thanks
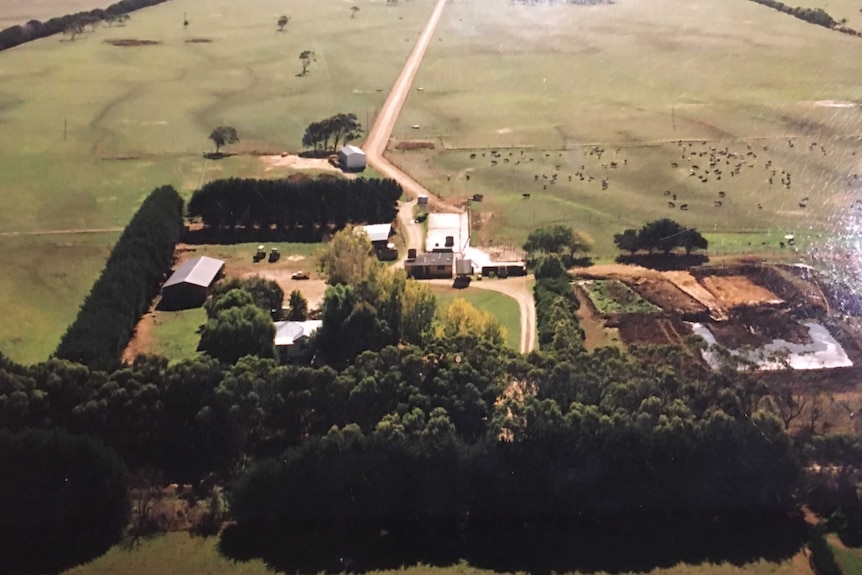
[0,0,434,363]
[63,531,814,575]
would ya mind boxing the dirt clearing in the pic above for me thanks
[260,154,344,174]
[700,275,782,308]
[617,313,692,347]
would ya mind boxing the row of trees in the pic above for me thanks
[523,224,592,265]
[614,218,708,255]
[187,177,400,232]
[748,0,837,29]
[55,185,184,371]
[301,113,363,153]
[0,0,168,51]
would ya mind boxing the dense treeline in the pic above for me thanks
[187,177,401,233]
[0,0,171,52]
[0,429,129,574]
[534,270,583,350]
[746,0,861,36]
[230,345,797,531]
[55,186,183,371]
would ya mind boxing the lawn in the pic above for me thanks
[828,536,862,575]
[0,0,434,363]
[148,307,206,363]
[387,0,862,255]
[580,279,660,315]
[432,285,520,350]
[63,532,813,575]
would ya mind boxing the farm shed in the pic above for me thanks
[274,320,322,363]
[481,261,527,278]
[338,145,366,172]
[361,223,393,247]
[455,258,473,277]
[161,256,225,309]
[405,252,454,279]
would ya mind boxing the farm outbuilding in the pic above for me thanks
[160,256,225,310]
[405,252,454,279]
[338,145,366,172]
[274,320,322,363]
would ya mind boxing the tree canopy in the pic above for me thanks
[614,218,708,255]
[302,113,363,153]
[209,126,239,154]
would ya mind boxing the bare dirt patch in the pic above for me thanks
[700,275,782,308]
[627,277,708,318]
[663,271,726,319]
[617,313,692,347]
[185,38,213,43]
[104,39,161,47]
[260,154,343,174]
[239,270,327,311]
[708,308,810,349]
[394,140,436,151]
[122,310,155,363]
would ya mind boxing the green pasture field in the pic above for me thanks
[388,0,862,255]
[432,285,520,350]
[0,231,118,365]
[63,532,812,575]
[0,0,433,363]
[148,307,206,363]
[580,279,660,315]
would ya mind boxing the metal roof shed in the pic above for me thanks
[161,256,225,309]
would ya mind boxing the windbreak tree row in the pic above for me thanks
[187,177,401,232]
[0,0,171,52]
[55,185,184,371]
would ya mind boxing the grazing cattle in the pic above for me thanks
[491,160,497,166]
[680,203,689,210]
[757,203,763,209]
[534,175,539,181]
[663,190,671,196]
[470,153,476,159]
[466,175,470,181]
[672,194,677,201]
[568,175,572,181]
[718,191,726,198]
[668,201,676,208]
[522,193,531,199]
[714,200,723,207]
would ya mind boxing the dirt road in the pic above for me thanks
[431,277,536,354]
[363,0,451,215]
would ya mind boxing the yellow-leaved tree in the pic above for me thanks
[435,298,506,347]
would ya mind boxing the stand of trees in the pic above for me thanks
[747,0,836,29]
[302,113,363,153]
[0,429,129,574]
[55,186,184,371]
[533,257,584,351]
[0,0,171,52]
[187,177,400,233]
[614,218,708,255]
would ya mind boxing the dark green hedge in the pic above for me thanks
[55,185,183,371]
[0,0,171,52]
[187,177,401,232]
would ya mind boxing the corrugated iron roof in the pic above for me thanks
[274,320,322,346]
[163,256,225,289]
[340,145,366,157]
[362,223,392,243]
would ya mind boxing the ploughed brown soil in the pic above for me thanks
[626,277,708,318]
[700,275,782,308]
[394,140,436,150]
[104,38,161,46]
[617,313,693,346]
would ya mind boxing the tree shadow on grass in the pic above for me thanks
[219,514,805,575]
[615,253,709,271]
[182,227,327,245]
